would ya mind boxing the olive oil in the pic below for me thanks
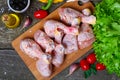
[1,14,20,29]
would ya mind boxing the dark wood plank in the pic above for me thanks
[0,50,35,80]
[0,50,119,80]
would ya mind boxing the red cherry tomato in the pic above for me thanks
[80,59,90,71]
[96,63,106,70]
[87,53,96,64]
[34,10,48,19]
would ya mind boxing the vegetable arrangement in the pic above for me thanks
[93,0,120,76]
[39,0,63,3]
[67,53,106,78]
[41,0,53,10]
[39,0,63,10]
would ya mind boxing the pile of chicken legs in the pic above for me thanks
[20,7,96,77]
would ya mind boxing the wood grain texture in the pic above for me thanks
[12,2,94,80]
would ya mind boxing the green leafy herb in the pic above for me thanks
[84,70,92,78]
[93,0,120,76]
[91,64,97,75]
[84,64,97,78]
[42,0,53,10]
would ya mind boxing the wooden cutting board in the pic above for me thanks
[12,1,94,80]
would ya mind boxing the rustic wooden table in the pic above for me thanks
[0,0,120,80]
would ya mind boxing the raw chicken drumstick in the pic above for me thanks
[81,15,96,25]
[44,20,79,43]
[44,20,65,43]
[58,8,96,25]
[78,23,95,49]
[63,34,78,54]
[36,53,52,77]
[20,38,53,77]
[58,8,83,27]
[20,38,43,59]
[34,30,55,53]
[52,44,65,67]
